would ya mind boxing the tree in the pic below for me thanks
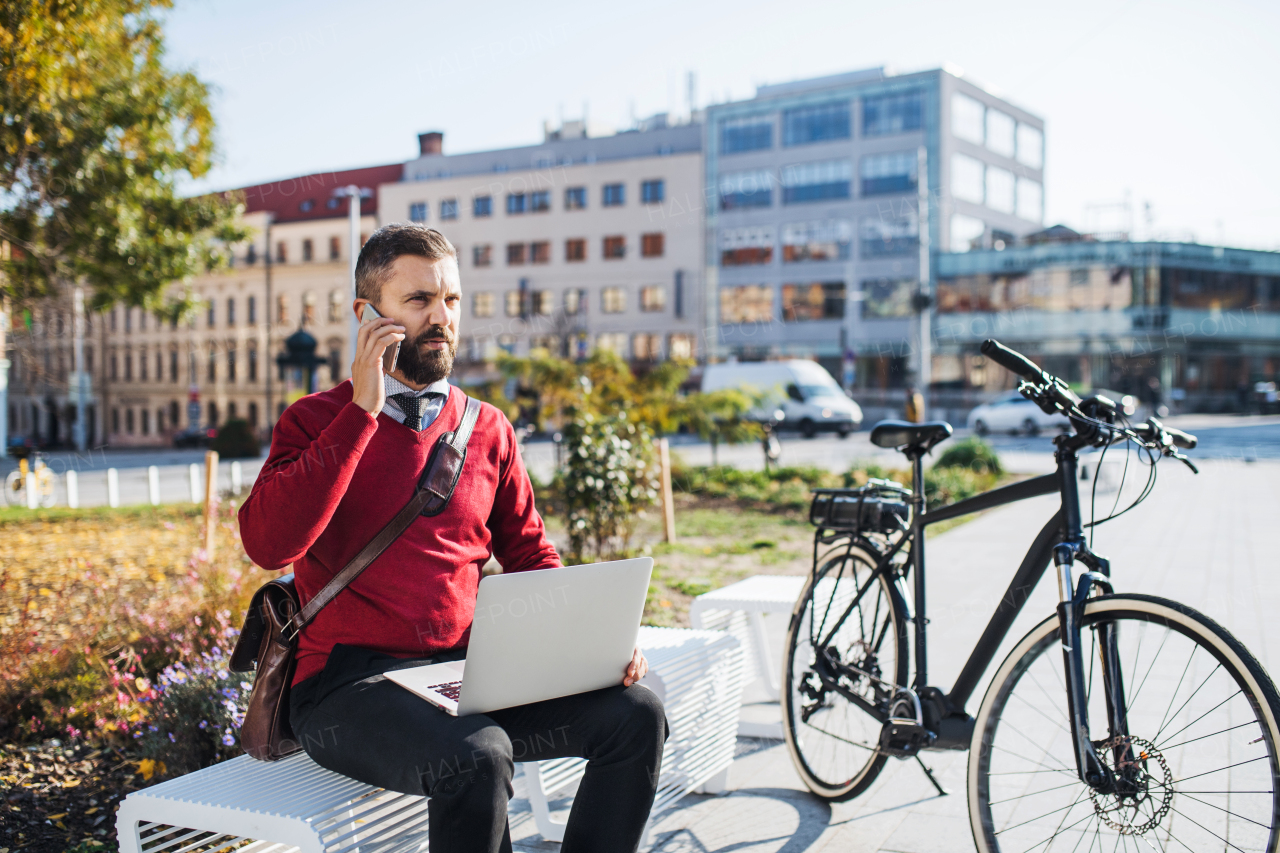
[0,0,245,313]
[675,387,762,466]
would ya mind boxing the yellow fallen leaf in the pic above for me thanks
[62,778,81,787]
[85,807,98,815]
[48,812,67,819]
[54,820,67,830]
[39,588,53,596]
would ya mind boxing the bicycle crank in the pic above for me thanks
[878,689,936,758]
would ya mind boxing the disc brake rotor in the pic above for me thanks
[1088,735,1173,835]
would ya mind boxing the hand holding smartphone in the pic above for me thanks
[360,303,401,374]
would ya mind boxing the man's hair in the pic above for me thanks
[355,223,457,304]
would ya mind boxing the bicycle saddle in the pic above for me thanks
[869,420,953,454]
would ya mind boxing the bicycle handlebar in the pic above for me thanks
[980,339,1045,382]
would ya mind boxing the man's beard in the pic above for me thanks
[396,325,457,385]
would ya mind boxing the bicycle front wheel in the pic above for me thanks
[783,539,907,802]
[970,593,1280,853]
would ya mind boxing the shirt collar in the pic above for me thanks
[384,374,452,398]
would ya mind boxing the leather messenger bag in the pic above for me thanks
[229,395,482,760]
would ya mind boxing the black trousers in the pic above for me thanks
[289,644,669,853]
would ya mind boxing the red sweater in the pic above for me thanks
[238,383,561,685]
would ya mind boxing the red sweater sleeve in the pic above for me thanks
[239,399,379,571]
[486,417,561,574]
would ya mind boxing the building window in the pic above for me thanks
[248,295,257,324]
[472,244,492,267]
[473,195,493,217]
[227,346,237,382]
[783,220,853,262]
[565,238,586,262]
[859,152,917,196]
[141,408,150,435]
[409,202,428,223]
[640,286,666,312]
[155,350,162,381]
[207,349,216,382]
[783,101,851,146]
[602,236,626,260]
[721,116,773,153]
[529,190,551,212]
[506,193,527,214]
[601,286,626,313]
[602,183,625,207]
[328,347,341,382]
[302,238,314,261]
[276,294,290,325]
[276,241,287,263]
[440,198,458,220]
[720,226,774,266]
[632,333,661,362]
[668,333,695,360]
[226,297,236,327]
[528,241,551,264]
[950,214,986,252]
[782,160,851,204]
[126,408,135,434]
[565,186,587,209]
[110,352,118,380]
[208,401,219,427]
[169,350,178,382]
[641,179,665,204]
[504,291,522,317]
[1016,124,1044,169]
[564,288,585,315]
[533,291,553,316]
[719,169,773,209]
[861,278,915,318]
[1016,178,1043,222]
[302,291,317,326]
[640,233,664,258]
[596,332,629,358]
[207,300,216,328]
[248,347,258,382]
[299,199,314,213]
[472,292,495,318]
[329,236,341,260]
[862,90,923,136]
[985,109,1016,158]
[951,153,985,204]
[782,282,845,321]
[248,401,259,429]
[859,212,917,258]
[246,244,257,265]
[985,166,1016,214]
[139,348,148,381]
[951,93,986,144]
[506,243,527,265]
[720,285,774,324]
[328,290,343,323]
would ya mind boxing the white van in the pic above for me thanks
[700,360,862,438]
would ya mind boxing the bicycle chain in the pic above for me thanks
[1087,735,1173,836]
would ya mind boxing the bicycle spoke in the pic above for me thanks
[1154,689,1241,749]
[1172,791,1273,831]
[1158,719,1255,752]
[1126,623,1170,711]
[1164,804,1251,853]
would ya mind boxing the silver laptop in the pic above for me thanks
[384,557,653,716]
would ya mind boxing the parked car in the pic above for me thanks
[173,426,216,448]
[701,360,862,438]
[966,391,1070,436]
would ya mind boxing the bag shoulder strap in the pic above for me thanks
[288,394,483,638]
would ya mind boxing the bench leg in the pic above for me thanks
[524,763,567,843]
[750,611,780,700]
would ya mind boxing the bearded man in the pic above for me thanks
[238,224,665,853]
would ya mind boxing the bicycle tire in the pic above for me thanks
[970,593,1280,853]
[783,539,908,802]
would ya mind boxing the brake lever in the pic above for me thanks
[1170,450,1199,475]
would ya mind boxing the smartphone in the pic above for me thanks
[359,302,401,374]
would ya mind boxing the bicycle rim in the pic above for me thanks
[971,594,1280,853]
[783,542,906,802]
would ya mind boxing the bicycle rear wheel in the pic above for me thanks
[970,593,1280,853]
[782,540,907,802]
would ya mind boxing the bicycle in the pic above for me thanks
[3,452,57,508]
[782,338,1280,852]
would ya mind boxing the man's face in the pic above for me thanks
[356,254,462,387]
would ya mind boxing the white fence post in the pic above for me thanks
[231,461,243,493]
[66,470,79,509]
[106,468,120,508]
[25,472,38,509]
[147,465,160,505]
[189,463,201,503]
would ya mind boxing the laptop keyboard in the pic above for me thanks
[432,681,463,701]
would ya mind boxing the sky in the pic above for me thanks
[163,0,1280,250]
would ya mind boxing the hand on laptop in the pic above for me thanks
[623,646,648,687]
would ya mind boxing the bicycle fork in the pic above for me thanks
[1054,539,1129,794]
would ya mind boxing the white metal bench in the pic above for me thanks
[116,626,746,853]
[689,575,806,738]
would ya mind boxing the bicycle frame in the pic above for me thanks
[812,431,1127,791]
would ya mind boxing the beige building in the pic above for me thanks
[381,120,705,380]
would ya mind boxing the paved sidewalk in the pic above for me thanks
[509,458,1280,852]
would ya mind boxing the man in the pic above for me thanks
[239,224,665,853]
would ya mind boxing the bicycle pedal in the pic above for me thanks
[879,717,936,758]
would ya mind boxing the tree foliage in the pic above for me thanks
[0,0,246,311]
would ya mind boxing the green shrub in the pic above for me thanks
[556,410,659,563]
[924,465,997,507]
[934,437,1003,475]
[211,418,260,459]
[672,464,839,509]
